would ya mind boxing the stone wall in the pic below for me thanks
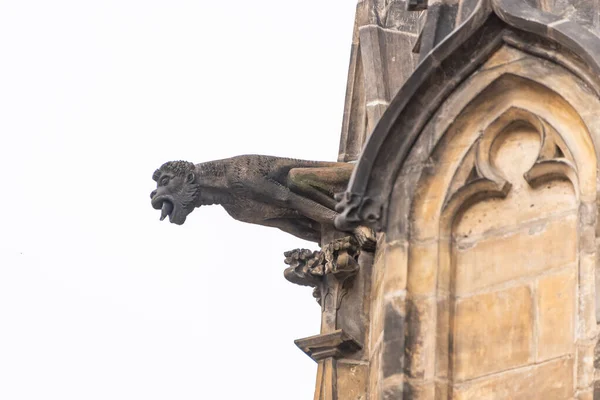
[319,0,600,398]
[366,42,600,399]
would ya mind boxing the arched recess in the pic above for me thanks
[396,47,599,398]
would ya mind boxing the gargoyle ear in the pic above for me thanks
[186,172,195,184]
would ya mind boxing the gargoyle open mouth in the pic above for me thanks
[151,195,179,224]
[160,200,174,221]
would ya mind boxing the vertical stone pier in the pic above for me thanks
[338,0,425,162]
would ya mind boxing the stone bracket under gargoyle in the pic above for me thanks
[283,236,361,308]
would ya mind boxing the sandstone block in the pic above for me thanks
[370,349,382,400]
[407,243,437,296]
[536,269,575,361]
[454,286,533,380]
[453,180,576,239]
[577,342,595,390]
[454,216,577,294]
[384,241,408,294]
[405,297,437,379]
[480,45,526,71]
[382,296,407,378]
[370,281,385,353]
[453,357,574,399]
[404,379,435,400]
[337,362,368,400]
[579,253,597,339]
[382,374,404,400]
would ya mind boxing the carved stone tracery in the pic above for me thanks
[442,106,579,217]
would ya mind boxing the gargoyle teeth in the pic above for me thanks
[160,201,174,221]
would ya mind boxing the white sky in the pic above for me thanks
[0,1,356,399]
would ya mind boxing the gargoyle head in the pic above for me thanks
[150,161,200,225]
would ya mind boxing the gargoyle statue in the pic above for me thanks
[149,155,372,245]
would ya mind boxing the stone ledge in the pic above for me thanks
[295,329,362,362]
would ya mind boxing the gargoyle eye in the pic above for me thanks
[160,176,170,186]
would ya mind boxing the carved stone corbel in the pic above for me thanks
[284,236,363,400]
[284,237,361,320]
[283,248,324,303]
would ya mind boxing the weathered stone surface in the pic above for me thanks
[338,0,422,162]
[370,347,382,400]
[370,251,386,352]
[382,296,406,379]
[407,242,437,296]
[435,297,450,379]
[295,330,362,362]
[403,379,435,399]
[384,241,408,294]
[454,216,577,295]
[453,286,534,381]
[453,357,574,399]
[382,373,404,400]
[594,380,600,400]
[577,389,594,400]
[479,44,527,70]
[546,0,599,32]
[537,269,576,361]
[453,180,577,239]
[416,2,458,58]
[337,362,368,400]
[577,342,596,390]
[579,252,597,338]
[405,296,436,379]
[338,250,375,360]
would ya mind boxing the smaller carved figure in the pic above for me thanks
[284,236,361,304]
[150,155,373,245]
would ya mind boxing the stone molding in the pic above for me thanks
[295,330,362,362]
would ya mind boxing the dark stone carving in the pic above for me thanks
[294,329,361,362]
[284,248,324,301]
[334,192,382,231]
[150,155,375,245]
[284,236,360,308]
[286,236,363,364]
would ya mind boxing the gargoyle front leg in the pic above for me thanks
[256,179,376,249]
[287,166,354,210]
[282,190,339,225]
[281,185,375,247]
[258,179,339,225]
